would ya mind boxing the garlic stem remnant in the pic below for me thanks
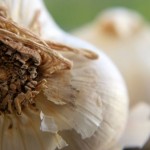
[0,8,72,115]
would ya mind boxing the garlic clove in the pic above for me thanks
[120,103,150,149]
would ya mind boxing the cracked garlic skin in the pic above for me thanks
[0,1,128,150]
[73,8,150,107]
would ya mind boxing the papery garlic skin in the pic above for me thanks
[0,109,68,150]
[35,49,128,150]
[0,1,129,150]
[73,7,150,107]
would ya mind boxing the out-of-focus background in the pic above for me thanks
[44,0,150,31]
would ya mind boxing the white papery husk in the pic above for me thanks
[0,1,128,150]
[73,7,150,106]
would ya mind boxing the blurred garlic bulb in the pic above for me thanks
[74,8,143,38]
[0,1,128,150]
[73,7,150,106]
[97,8,143,38]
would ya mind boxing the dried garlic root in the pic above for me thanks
[0,7,73,115]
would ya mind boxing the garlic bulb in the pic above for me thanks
[73,8,143,38]
[73,7,150,106]
[0,1,128,150]
[97,8,143,38]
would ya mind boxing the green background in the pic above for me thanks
[44,0,150,31]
